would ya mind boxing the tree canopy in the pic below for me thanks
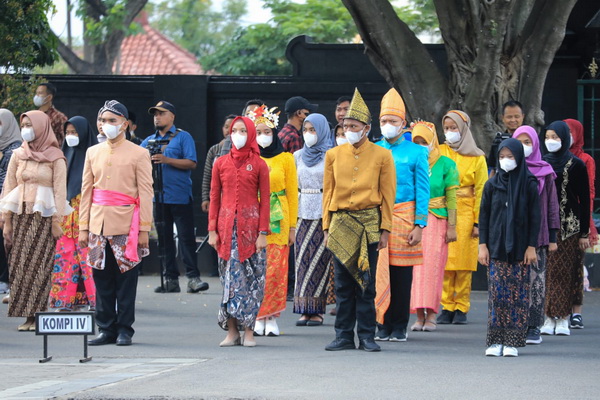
[0,0,58,72]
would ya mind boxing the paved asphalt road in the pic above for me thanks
[1,275,599,399]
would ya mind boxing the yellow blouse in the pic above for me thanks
[322,140,396,231]
[261,152,298,246]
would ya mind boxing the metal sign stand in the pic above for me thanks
[36,312,95,363]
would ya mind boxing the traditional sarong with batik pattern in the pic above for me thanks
[327,208,381,291]
[375,201,422,324]
[388,201,423,266]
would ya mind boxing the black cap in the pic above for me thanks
[284,96,318,114]
[148,100,176,115]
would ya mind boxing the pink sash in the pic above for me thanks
[92,189,141,262]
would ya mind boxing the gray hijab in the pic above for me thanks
[301,113,333,167]
[0,108,23,151]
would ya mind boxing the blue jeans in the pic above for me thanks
[157,202,200,280]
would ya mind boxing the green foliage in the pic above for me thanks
[0,74,45,116]
[0,0,58,71]
[395,0,439,38]
[75,0,142,45]
[148,0,247,58]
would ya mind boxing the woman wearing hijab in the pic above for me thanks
[0,110,69,331]
[541,120,590,337]
[438,110,488,325]
[512,125,559,345]
[249,105,298,337]
[479,138,541,357]
[565,119,597,330]
[208,116,270,347]
[293,113,334,326]
[409,121,459,331]
[0,109,23,298]
[49,117,98,311]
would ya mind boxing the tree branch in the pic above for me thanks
[341,0,448,122]
[53,32,94,73]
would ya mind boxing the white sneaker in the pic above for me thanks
[253,318,265,336]
[265,317,279,336]
[555,318,570,336]
[485,344,503,357]
[502,346,519,357]
[0,281,8,294]
[540,317,555,335]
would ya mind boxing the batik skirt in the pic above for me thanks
[218,224,266,330]
[257,243,289,318]
[545,234,583,318]
[487,259,529,348]
[8,213,55,317]
[293,218,332,315]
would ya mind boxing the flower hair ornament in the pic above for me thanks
[246,105,280,129]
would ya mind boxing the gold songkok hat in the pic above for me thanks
[344,88,372,125]
[380,88,406,120]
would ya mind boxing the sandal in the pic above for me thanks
[306,314,324,326]
[296,314,310,326]
[423,320,437,332]
[411,320,425,331]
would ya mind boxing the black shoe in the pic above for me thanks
[154,279,181,293]
[375,326,391,341]
[570,314,584,329]
[358,338,381,352]
[437,310,455,324]
[453,310,468,324]
[88,332,116,346]
[187,277,209,293]
[389,328,407,342]
[325,338,355,351]
[116,333,132,346]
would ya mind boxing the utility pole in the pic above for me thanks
[66,0,73,49]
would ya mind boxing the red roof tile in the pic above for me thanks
[114,13,205,75]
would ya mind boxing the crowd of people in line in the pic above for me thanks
[0,82,597,357]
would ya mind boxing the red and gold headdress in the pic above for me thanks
[246,105,280,129]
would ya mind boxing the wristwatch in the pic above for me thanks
[259,231,269,236]
[416,224,425,229]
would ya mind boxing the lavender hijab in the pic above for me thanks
[512,125,556,194]
[301,113,333,167]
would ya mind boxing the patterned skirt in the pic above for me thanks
[49,235,96,309]
[545,235,583,318]
[326,260,336,305]
[293,218,332,315]
[218,225,266,330]
[410,213,448,313]
[528,247,547,327]
[257,244,289,318]
[487,259,529,348]
[8,213,56,317]
[388,201,422,266]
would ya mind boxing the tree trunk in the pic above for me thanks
[342,0,576,154]
[55,0,148,74]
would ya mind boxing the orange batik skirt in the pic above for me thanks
[257,244,289,318]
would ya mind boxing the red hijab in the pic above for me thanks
[18,110,65,163]
[565,119,594,164]
[229,116,259,168]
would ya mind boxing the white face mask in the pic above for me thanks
[33,95,46,107]
[231,132,247,150]
[523,144,533,158]
[569,134,574,148]
[256,134,273,149]
[65,135,79,147]
[21,127,35,142]
[97,134,107,144]
[499,158,517,172]
[445,131,461,144]
[545,139,562,153]
[346,129,364,145]
[419,144,430,153]
[380,123,401,140]
[102,123,122,140]
[336,137,348,146]
[303,133,318,147]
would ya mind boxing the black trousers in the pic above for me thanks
[334,243,379,341]
[93,245,139,337]
[381,265,414,331]
[0,229,8,283]
[157,202,200,280]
